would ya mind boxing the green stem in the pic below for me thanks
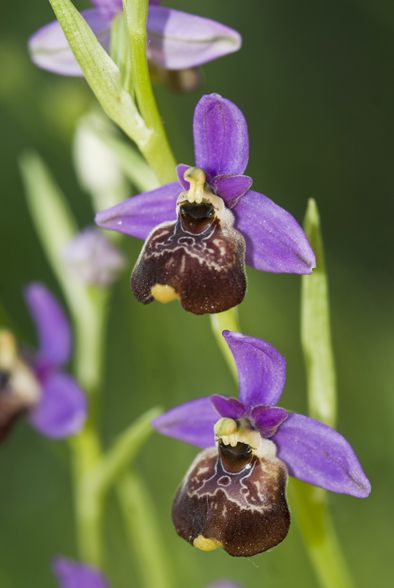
[289,480,354,588]
[70,424,104,567]
[122,0,177,184]
[116,471,173,588]
[210,308,240,382]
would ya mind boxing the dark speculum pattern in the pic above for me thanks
[130,203,246,315]
[172,443,290,557]
[0,370,28,445]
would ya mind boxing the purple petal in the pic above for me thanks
[251,405,288,438]
[95,183,179,240]
[52,558,109,588]
[152,397,219,449]
[146,7,241,70]
[24,283,71,367]
[211,174,253,208]
[210,395,246,419]
[205,583,245,588]
[29,372,87,439]
[194,94,249,178]
[233,190,316,274]
[28,10,112,76]
[223,331,286,411]
[273,413,371,498]
[91,0,123,10]
[176,164,192,190]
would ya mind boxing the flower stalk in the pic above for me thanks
[210,309,240,382]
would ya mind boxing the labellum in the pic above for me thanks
[130,168,247,315]
[172,418,290,556]
[0,330,40,444]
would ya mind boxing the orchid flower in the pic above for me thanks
[152,330,371,557]
[52,557,244,588]
[28,0,241,88]
[0,283,86,444]
[96,94,316,314]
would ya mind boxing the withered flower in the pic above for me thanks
[153,331,371,557]
[96,94,316,314]
[0,284,86,444]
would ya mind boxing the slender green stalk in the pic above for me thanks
[122,0,177,184]
[90,408,161,498]
[289,480,354,588]
[294,198,354,588]
[70,424,104,567]
[210,308,240,382]
[116,471,173,588]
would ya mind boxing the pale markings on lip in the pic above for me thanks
[143,220,238,274]
[185,447,276,514]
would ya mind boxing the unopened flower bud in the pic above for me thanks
[61,227,126,288]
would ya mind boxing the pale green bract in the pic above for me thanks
[301,198,337,429]
[48,0,150,148]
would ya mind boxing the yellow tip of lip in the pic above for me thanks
[151,284,180,304]
[0,330,17,370]
[193,535,222,552]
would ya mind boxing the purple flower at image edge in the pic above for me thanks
[52,557,243,588]
[53,558,109,588]
[95,93,316,314]
[28,0,241,78]
[153,330,371,499]
[0,283,86,442]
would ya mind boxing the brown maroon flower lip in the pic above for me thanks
[130,175,247,315]
[171,441,290,557]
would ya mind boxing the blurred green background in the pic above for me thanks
[0,0,393,587]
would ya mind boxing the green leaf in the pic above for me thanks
[301,198,337,429]
[48,0,150,148]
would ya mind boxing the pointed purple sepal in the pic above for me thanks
[52,558,109,588]
[176,164,191,190]
[251,405,288,438]
[194,94,249,178]
[223,331,286,411]
[210,395,246,420]
[273,413,371,498]
[152,397,219,449]
[24,283,71,367]
[232,190,316,274]
[95,183,179,240]
[28,9,112,76]
[146,7,241,70]
[211,175,253,208]
[29,372,86,439]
